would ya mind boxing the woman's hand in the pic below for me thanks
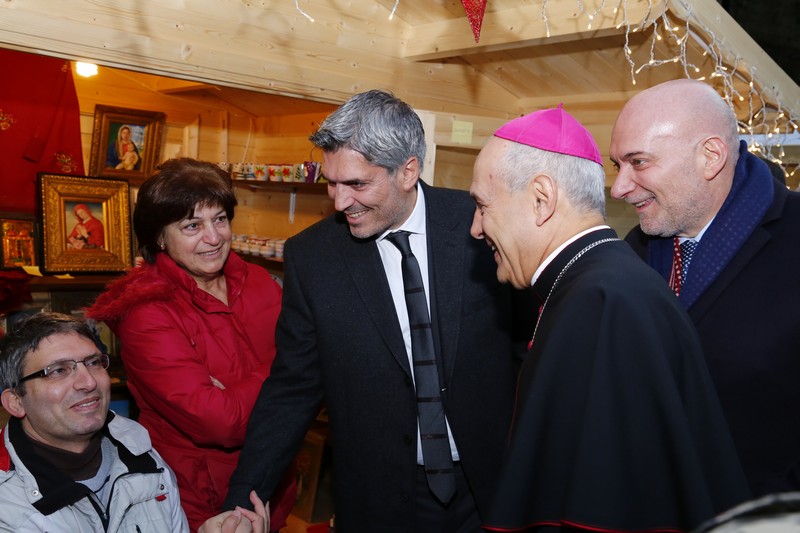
[240,490,270,533]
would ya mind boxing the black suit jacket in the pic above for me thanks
[225,183,532,531]
[626,180,800,496]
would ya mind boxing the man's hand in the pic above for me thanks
[198,510,250,533]
[198,491,270,533]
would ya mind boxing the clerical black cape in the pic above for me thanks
[484,228,750,532]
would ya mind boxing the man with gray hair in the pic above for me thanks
[470,105,750,532]
[224,89,534,531]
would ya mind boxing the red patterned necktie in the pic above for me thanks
[669,237,684,296]
[669,238,698,296]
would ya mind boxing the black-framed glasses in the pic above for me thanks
[17,354,110,385]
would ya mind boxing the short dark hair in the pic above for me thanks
[134,158,238,263]
[0,312,99,393]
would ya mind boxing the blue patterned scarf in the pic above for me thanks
[647,141,774,309]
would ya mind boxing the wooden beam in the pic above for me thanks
[519,90,642,109]
[404,0,667,61]
[0,0,518,118]
[155,82,217,95]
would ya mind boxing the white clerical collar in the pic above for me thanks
[531,225,611,286]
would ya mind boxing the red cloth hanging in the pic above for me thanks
[461,0,487,43]
[0,49,85,214]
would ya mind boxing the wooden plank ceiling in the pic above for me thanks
[1,0,797,164]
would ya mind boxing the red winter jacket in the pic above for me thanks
[87,252,295,531]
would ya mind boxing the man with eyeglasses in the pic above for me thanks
[0,312,194,531]
[0,312,268,532]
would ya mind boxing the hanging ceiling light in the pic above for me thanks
[75,62,98,77]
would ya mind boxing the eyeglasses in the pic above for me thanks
[17,354,110,385]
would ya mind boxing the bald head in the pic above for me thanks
[618,79,739,160]
[609,79,741,238]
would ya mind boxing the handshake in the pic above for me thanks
[199,491,269,533]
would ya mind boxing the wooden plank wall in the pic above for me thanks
[71,61,336,239]
[0,0,519,117]
[68,59,637,240]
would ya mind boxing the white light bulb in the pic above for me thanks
[75,62,98,77]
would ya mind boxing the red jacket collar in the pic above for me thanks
[154,251,248,312]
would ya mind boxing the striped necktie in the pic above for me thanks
[386,231,456,504]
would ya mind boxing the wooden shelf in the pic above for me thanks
[240,254,285,272]
[232,180,328,195]
[28,274,121,292]
[24,259,282,291]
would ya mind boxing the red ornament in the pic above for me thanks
[461,0,487,43]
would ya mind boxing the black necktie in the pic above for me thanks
[386,231,456,504]
[681,239,697,281]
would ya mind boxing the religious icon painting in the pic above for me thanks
[37,173,132,273]
[0,214,36,269]
[88,105,166,185]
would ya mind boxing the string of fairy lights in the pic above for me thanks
[542,0,798,177]
[291,0,798,178]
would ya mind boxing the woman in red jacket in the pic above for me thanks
[88,158,295,531]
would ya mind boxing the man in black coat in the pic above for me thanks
[610,79,800,497]
[470,104,749,532]
[224,90,532,531]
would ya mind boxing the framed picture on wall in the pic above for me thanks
[0,213,36,269]
[88,105,166,185]
[37,173,132,273]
